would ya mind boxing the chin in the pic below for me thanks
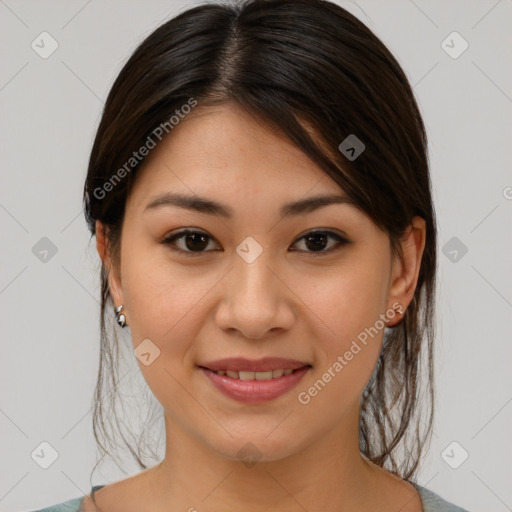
[204,428,309,466]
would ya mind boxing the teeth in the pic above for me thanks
[239,371,257,381]
[215,368,299,380]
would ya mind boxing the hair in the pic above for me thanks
[83,0,436,488]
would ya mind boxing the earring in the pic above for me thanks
[385,303,405,327]
[114,304,127,327]
[393,303,405,325]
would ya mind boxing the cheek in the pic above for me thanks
[124,263,207,341]
[119,255,209,410]
[295,257,389,345]
[297,276,385,414]
[293,255,389,403]
[120,242,228,367]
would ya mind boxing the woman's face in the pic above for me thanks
[99,102,423,463]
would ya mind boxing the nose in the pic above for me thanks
[214,246,296,340]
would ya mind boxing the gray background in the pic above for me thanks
[1,0,511,510]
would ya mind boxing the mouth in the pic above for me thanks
[197,358,312,404]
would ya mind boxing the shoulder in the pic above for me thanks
[26,486,105,512]
[412,483,470,512]
[25,496,84,512]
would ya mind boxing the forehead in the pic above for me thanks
[129,102,344,207]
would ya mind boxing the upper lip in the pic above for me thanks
[199,357,311,372]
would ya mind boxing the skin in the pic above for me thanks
[90,102,426,512]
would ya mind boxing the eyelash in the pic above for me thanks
[161,229,350,257]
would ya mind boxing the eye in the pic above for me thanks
[290,230,350,254]
[162,229,220,257]
[161,229,350,257]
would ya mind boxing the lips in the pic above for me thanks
[198,357,312,404]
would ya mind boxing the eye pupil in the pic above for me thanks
[185,233,209,251]
[305,233,328,252]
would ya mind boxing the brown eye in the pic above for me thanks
[162,230,220,256]
[291,230,350,254]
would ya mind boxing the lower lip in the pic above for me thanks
[199,366,311,404]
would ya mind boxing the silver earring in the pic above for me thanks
[114,304,127,327]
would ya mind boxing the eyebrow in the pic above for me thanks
[143,192,354,218]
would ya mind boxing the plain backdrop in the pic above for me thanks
[1,1,511,511]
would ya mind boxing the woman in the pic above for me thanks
[31,0,468,510]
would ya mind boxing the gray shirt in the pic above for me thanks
[29,482,470,511]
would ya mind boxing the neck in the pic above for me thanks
[147,405,381,512]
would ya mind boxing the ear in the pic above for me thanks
[386,216,426,327]
[95,220,125,308]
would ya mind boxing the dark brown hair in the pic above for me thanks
[84,0,436,486]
